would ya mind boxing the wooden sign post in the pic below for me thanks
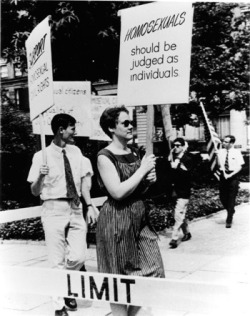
[39,114,47,164]
[146,105,155,156]
[160,104,172,149]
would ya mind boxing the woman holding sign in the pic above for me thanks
[96,106,165,316]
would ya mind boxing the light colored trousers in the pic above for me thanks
[172,198,190,241]
[41,200,87,310]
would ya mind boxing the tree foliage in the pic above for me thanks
[1,1,249,118]
[1,0,54,74]
[1,95,37,153]
[1,0,142,82]
[190,2,249,115]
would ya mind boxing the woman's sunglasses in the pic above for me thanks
[120,120,133,127]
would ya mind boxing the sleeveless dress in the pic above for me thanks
[96,147,165,277]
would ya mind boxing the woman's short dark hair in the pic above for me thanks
[51,113,76,135]
[99,106,129,138]
[173,137,185,146]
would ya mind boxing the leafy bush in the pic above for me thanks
[149,187,250,232]
[1,97,40,210]
[0,218,44,240]
[1,97,37,154]
[1,153,40,209]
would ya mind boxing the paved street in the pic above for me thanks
[0,185,249,316]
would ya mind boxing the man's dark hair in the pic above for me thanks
[225,135,236,144]
[173,137,186,146]
[99,105,129,138]
[51,113,76,135]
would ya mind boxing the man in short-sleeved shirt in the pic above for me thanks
[28,142,93,201]
[27,114,97,316]
[217,135,244,228]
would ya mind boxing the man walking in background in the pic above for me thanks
[27,113,98,316]
[217,135,244,228]
[168,137,194,249]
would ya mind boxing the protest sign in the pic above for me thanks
[90,96,133,141]
[90,96,117,141]
[25,16,54,120]
[118,2,193,106]
[32,82,91,136]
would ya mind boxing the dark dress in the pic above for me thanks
[96,147,165,277]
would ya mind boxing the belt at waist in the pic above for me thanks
[44,198,72,201]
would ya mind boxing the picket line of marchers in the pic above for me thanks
[2,1,248,313]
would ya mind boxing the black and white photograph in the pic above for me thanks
[1,0,249,315]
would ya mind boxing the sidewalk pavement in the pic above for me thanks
[0,184,249,316]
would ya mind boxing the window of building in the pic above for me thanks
[14,65,22,77]
[17,88,29,112]
[0,65,8,78]
[1,89,10,104]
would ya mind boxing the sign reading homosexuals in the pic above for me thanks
[25,16,54,120]
[32,82,91,136]
[118,2,193,106]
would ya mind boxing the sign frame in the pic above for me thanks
[25,16,54,120]
[117,2,194,106]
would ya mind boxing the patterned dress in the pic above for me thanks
[96,147,165,277]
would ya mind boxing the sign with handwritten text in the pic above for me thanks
[90,96,118,141]
[90,96,133,141]
[32,82,91,136]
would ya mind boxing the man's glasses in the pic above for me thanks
[173,144,181,148]
[120,120,133,127]
[223,140,230,144]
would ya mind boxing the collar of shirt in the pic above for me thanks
[50,141,68,156]
[222,147,235,156]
